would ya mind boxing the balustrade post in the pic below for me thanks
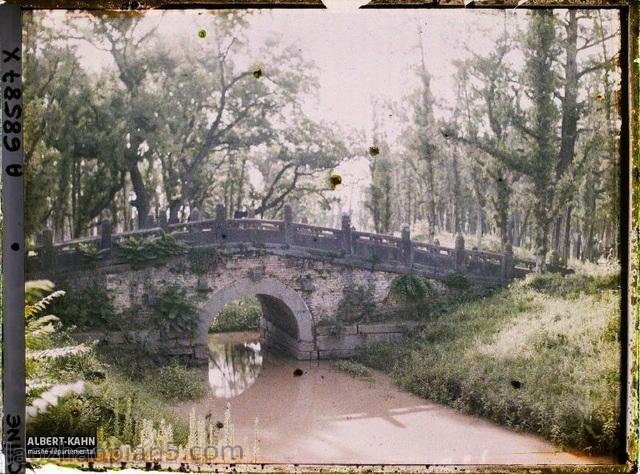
[214,203,226,240]
[189,207,202,233]
[40,227,55,269]
[190,207,202,222]
[400,224,413,266]
[99,219,112,255]
[455,232,466,271]
[534,246,545,273]
[283,203,294,244]
[158,210,168,231]
[341,213,353,254]
[501,242,514,285]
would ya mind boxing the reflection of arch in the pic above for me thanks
[199,278,315,359]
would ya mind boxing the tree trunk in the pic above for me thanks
[562,206,573,264]
[129,162,150,229]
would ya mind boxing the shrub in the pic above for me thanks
[210,297,261,333]
[385,274,439,320]
[389,274,434,303]
[49,281,120,330]
[118,232,188,266]
[149,284,200,338]
[27,393,108,439]
[444,271,471,290]
[78,243,100,262]
[30,371,192,449]
[144,363,206,402]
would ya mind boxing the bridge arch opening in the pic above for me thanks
[199,277,315,360]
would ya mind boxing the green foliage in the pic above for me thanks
[332,360,372,379]
[78,243,99,261]
[30,371,192,448]
[336,284,379,324]
[28,393,108,439]
[149,285,200,338]
[210,297,261,333]
[444,271,471,290]
[188,246,222,274]
[144,363,206,402]
[118,232,189,266]
[358,270,621,454]
[389,274,434,303]
[49,281,119,330]
[25,280,65,350]
[25,280,111,436]
[386,274,442,320]
[522,272,619,299]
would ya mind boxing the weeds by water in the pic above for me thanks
[331,360,373,379]
[144,363,206,402]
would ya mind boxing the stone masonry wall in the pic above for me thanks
[45,247,448,359]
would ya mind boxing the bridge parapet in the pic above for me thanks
[28,204,571,284]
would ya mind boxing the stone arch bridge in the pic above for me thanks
[27,204,567,360]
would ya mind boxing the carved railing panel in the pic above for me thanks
[28,203,570,284]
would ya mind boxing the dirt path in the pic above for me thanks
[173,352,613,465]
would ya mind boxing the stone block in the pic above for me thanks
[193,344,208,360]
[196,277,209,292]
[300,277,315,291]
[166,346,194,356]
[315,324,358,337]
[316,333,365,352]
[172,338,195,347]
[357,321,419,334]
[248,266,265,281]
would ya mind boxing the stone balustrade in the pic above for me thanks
[27,203,571,286]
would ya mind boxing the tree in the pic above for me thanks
[366,108,394,234]
[404,30,441,242]
[23,14,128,240]
[248,118,348,218]
[451,28,521,250]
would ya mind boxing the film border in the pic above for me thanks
[0,1,637,473]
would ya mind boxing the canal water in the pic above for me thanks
[171,331,612,465]
[207,331,263,399]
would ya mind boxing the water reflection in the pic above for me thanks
[208,331,263,398]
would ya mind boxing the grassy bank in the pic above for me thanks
[357,269,621,455]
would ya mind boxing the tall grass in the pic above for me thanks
[358,270,621,454]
